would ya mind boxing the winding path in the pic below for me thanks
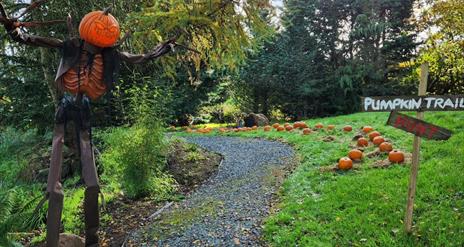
[127,136,295,246]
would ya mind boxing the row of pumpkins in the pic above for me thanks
[181,122,406,171]
[338,126,405,170]
[185,121,353,135]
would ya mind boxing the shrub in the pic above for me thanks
[100,123,177,199]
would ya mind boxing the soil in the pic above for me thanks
[24,139,222,247]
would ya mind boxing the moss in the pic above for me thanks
[149,198,224,240]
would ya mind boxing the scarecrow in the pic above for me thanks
[1,2,181,246]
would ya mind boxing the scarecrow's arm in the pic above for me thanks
[119,39,175,64]
[2,23,63,49]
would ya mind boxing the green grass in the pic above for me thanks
[185,112,464,246]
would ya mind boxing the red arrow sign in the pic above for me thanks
[387,111,452,140]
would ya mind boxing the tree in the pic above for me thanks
[0,0,274,129]
[414,0,464,94]
[237,0,417,119]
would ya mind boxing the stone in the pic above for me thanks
[243,113,269,127]
[59,233,85,247]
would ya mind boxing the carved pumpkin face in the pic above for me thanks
[79,11,120,48]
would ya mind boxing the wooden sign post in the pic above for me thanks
[360,63,460,233]
[404,63,428,233]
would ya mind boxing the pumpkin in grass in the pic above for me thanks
[348,149,363,160]
[372,136,385,146]
[327,125,335,130]
[338,157,353,170]
[343,125,353,132]
[272,123,280,129]
[357,137,369,147]
[302,128,312,135]
[285,125,293,131]
[368,131,381,141]
[362,126,374,133]
[389,150,405,163]
[300,122,309,129]
[315,123,324,129]
[277,126,285,132]
[252,126,258,130]
[264,125,272,131]
[186,128,193,133]
[293,122,301,129]
[379,142,393,152]
[79,10,120,48]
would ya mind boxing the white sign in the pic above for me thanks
[361,95,464,112]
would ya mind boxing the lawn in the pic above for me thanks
[187,111,464,246]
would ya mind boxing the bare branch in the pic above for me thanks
[67,13,75,37]
[15,0,49,20]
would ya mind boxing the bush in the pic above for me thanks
[100,123,177,199]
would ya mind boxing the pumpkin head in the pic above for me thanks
[357,137,369,147]
[368,131,381,141]
[363,126,374,133]
[343,125,353,132]
[302,128,312,135]
[372,136,386,146]
[348,149,363,160]
[79,10,120,48]
[379,142,393,152]
[338,157,353,170]
[389,150,405,163]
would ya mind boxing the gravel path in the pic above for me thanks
[126,136,295,247]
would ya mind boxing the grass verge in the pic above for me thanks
[183,111,464,246]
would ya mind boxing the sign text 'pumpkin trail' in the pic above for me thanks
[361,95,464,112]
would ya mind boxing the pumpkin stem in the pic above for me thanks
[103,7,112,15]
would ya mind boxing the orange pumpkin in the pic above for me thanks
[338,157,353,170]
[363,126,374,133]
[389,150,405,163]
[293,122,301,129]
[300,122,309,129]
[277,126,285,132]
[186,128,192,133]
[272,123,280,129]
[264,125,272,132]
[357,137,369,147]
[379,142,393,152]
[252,126,258,130]
[327,125,335,130]
[343,125,353,132]
[315,123,324,129]
[302,128,311,135]
[368,131,381,141]
[348,149,363,160]
[372,136,385,146]
[285,125,293,131]
[284,123,291,128]
[79,10,120,48]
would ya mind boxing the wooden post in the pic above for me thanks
[405,63,429,233]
